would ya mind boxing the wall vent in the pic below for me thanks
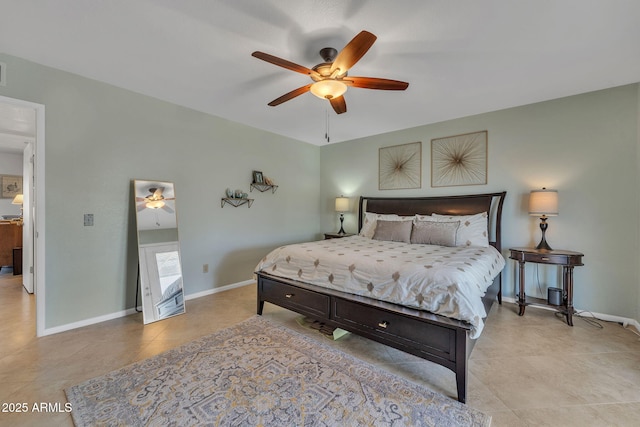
[0,62,6,86]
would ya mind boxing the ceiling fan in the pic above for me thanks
[252,30,409,114]
[136,187,175,213]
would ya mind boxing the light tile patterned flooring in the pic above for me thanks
[1,269,639,426]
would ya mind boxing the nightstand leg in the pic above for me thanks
[517,260,526,316]
[564,266,574,326]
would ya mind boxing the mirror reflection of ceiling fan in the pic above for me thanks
[252,30,409,114]
[136,187,175,213]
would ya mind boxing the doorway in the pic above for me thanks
[0,95,45,336]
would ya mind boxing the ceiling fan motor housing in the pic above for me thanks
[319,47,337,63]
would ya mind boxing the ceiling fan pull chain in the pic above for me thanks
[325,108,330,143]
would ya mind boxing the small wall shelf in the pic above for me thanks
[221,198,254,208]
[250,183,278,193]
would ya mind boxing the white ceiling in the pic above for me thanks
[1,0,639,146]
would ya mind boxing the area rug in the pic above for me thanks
[65,316,490,426]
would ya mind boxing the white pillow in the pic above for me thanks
[359,212,413,239]
[428,212,489,247]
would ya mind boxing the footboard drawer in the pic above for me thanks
[260,278,330,318]
[333,298,456,361]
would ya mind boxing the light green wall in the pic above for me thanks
[138,228,179,245]
[2,50,638,329]
[320,84,640,320]
[0,53,320,329]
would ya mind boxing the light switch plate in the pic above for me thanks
[84,214,94,226]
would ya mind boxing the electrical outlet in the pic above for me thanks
[203,264,209,273]
[84,214,94,226]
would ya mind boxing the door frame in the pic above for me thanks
[22,140,33,293]
[0,95,46,337]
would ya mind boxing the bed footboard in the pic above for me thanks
[256,271,490,403]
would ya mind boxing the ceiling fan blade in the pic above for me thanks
[343,76,409,90]
[330,31,377,75]
[152,187,164,198]
[268,84,313,106]
[329,95,347,114]
[252,51,320,79]
[162,205,174,214]
[137,203,146,212]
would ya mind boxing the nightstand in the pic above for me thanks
[509,247,584,326]
[324,233,355,239]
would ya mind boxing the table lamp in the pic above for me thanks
[12,194,24,225]
[335,196,349,235]
[528,188,558,250]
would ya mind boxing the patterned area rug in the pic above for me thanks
[66,316,490,426]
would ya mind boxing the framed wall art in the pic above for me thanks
[431,130,487,187]
[379,141,422,190]
[1,175,23,198]
[252,170,264,184]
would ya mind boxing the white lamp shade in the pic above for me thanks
[335,196,349,212]
[11,194,23,205]
[529,189,558,216]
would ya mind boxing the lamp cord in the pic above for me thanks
[536,265,603,329]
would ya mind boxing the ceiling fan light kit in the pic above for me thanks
[310,80,347,100]
[136,187,175,213]
[252,30,409,114]
[146,199,165,209]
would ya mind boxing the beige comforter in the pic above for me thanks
[255,236,505,338]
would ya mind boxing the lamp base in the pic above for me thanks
[535,238,552,251]
[338,213,346,235]
[536,216,552,251]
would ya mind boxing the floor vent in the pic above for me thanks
[0,62,6,86]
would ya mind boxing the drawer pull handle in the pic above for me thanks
[541,257,550,261]
[285,293,294,298]
[378,321,388,329]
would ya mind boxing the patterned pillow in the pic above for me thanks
[429,212,489,247]
[410,219,460,246]
[372,220,413,243]
[359,213,413,239]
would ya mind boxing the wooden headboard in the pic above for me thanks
[358,192,507,252]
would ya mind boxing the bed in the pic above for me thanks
[255,191,506,403]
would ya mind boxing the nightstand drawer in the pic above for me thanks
[524,253,569,264]
[509,248,583,266]
[260,278,330,318]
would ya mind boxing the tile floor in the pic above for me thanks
[1,269,639,426]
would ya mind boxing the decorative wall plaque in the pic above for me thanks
[379,142,422,190]
[431,131,487,187]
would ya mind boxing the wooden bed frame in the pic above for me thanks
[256,191,506,403]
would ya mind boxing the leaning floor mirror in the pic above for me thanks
[133,180,185,324]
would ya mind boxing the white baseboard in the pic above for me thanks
[501,296,639,333]
[40,279,255,337]
[185,279,254,300]
[42,307,140,336]
[40,286,638,338]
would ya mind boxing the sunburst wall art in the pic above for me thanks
[431,131,487,187]
[379,141,422,190]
